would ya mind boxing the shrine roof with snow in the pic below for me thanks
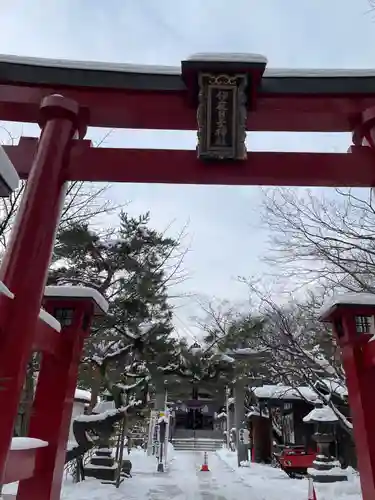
[253,385,321,403]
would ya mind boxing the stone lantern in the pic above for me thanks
[303,403,347,483]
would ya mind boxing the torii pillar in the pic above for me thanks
[320,294,375,500]
[0,95,86,484]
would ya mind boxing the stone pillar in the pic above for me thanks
[308,432,347,483]
[225,386,231,448]
[154,381,167,411]
[154,380,167,472]
[234,379,248,466]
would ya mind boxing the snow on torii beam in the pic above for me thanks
[1,52,375,186]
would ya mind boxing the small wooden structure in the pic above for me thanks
[249,383,355,476]
[250,385,319,463]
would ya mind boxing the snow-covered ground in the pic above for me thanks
[217,448,362,500]
[2,447,363,499]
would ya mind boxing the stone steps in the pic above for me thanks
[173,429,223,440]
[173,438,223,451]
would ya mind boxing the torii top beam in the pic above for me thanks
[2,52,375,187]
[0,52,375,132]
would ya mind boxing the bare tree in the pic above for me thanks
[239,278,352,435]
[193,298,242,349]
[0,126,122,253]
[260,187,375,295]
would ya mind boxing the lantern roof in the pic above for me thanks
[303,404,338,424]
[320,292,375,320]
[44,285,108,315]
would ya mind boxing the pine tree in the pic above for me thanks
[48,211,181,406]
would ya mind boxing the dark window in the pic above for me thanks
[355,315,372,335]
[334,319,344,338]
[82,313,90,331]
[54,308,75,327]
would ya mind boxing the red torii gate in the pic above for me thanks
[0,52,375,499]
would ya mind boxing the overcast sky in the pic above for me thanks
[0,0,373,340]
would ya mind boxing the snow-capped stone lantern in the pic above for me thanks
[16,285,108,499]
[43,285,108,331]
[320,293,375,496]
[181,53,267,161]
[157,412,168,472]
[303,403,347,483]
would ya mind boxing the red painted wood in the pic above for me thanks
[3,137,91,180]
[32,317,60,355]
[0,62,375,500]
[0,96,81,486]
[279,449,316,469]
[3,449,39,484]
[17,298,94,500]
[4,139,375,187]
[0,83,374,132]
[325,308,375,500]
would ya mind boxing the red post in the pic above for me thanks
[320,296,375,500]
[17,298,94,500]
[0,95,84,484]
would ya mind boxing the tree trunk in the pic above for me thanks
[89,364,101,412]
[19,359,36,436]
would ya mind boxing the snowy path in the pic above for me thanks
[3,448,361,500]
[59,450,263,500]
[135,451,260,500]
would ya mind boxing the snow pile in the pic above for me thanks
[92,400,115,414]
[0,280,14,299]
[308,464,348,479]
[75,400,142,423]
[303,405,338,423]
[318,378,348,398]
[254,384,320,403]
[166,441,175,462]
[220,353,235,363]
[0,145,20,193]
[74,388,92,403]
[188,52,268,64]
[66,439,79,451]
[216,448,362,500]
[10,437,48,450]
[216,412,227,419]
[39,308,61,332]
[239,460,250,467]
[232,347,260,355]
[246,406,269,418]
[75,406,125,423]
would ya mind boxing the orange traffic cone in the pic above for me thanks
[200,452,210,471]
[308,477,317,500]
